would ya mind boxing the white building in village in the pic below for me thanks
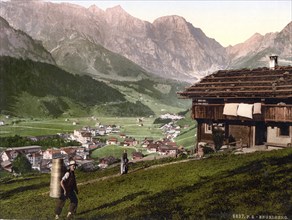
[160,113,184,120]
[1,146,42,162]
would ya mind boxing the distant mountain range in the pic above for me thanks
[1,1,290,82]
[0,15,188,118]
[0,1,291,118]
[227,22,292,69]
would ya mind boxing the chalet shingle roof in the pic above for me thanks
[179,66,292,99]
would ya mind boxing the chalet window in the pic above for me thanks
[205,124,212,134]
[213,123,225,132]
[279,125,290,136]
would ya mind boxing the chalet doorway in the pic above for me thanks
[255,122,267,145]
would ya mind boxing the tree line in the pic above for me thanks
[0,135,80,149]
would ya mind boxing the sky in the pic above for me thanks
[48,0,291,47]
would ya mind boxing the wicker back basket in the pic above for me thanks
[50,158,65,198]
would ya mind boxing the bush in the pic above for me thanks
[153,118,172,124]
[177,152,188,159]
[212,128,224,151]
[12,153,32,174]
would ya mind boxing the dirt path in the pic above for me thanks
[42,157,199,196]
[79,157,199,186]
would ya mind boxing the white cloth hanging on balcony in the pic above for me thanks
[223,103,239,116]
[237,103,253,119]
[253,103,262,114]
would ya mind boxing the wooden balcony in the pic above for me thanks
[192,104,292,122]
[264,104,292,122]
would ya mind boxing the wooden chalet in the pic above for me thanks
[179,57,292,150]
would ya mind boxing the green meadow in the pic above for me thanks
[90,145,138,160]
[0,116,166,138]
[0,114,197,165]
[0,148,291,219]
[0,115,196,148]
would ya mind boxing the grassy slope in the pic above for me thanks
[1,148,292,219]
[53,34,191,114]
[0,53,190,118]
[175,125,196,149]
[0,56,125,116]
[0,57,160,118]
[90,145,137,160]
[110,78,191,113]
[175,110,197,150]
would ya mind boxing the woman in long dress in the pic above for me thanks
[120,150,128,174]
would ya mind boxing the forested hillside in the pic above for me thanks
[0,57,154,117]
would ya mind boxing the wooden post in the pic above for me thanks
[290,126,292,147]
[239,138,243,150]
[196,120,202,154]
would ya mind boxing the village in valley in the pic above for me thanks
[1,57,292,177]
[1,0,292,218]
[0,113,189,174]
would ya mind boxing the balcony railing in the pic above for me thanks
[264,104,292,122]
[192,104,292,122]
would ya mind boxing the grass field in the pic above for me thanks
[1,148,291,219]
[0,117,88,137]
[90,144,162,161]
[90,145,137,159]
[174,125,197,150]
[0,116,164,139]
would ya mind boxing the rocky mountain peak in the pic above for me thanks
[0,16,55,64]
[0,1,290,82]
[88,4,104,15]
[279,21,292,35]
[154,15,187,24]
[226,21,291,68]
[248,33,264,42]
[153,15,189,31]
[105,5,127,15]
[104,4,147,33]
[104,5,132,25]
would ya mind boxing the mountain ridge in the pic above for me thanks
[0,14,190,118]
[0,16,55,65]
[227,21,292,68]
[0,1,291,82]
[0,1,229,81]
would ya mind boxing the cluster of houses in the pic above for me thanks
[158,114,187,139]
[160,122,183,139]
[0,145,92,173]
[70,118,186,156]
[70,124,120,146]
[0,136,186,173]
[0,113,189,173]
[97,137,187,169]
[106,135,139,146]
[142,137,186,156]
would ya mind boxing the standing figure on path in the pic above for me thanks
[55,160,79,219]
[120,149,129,174]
